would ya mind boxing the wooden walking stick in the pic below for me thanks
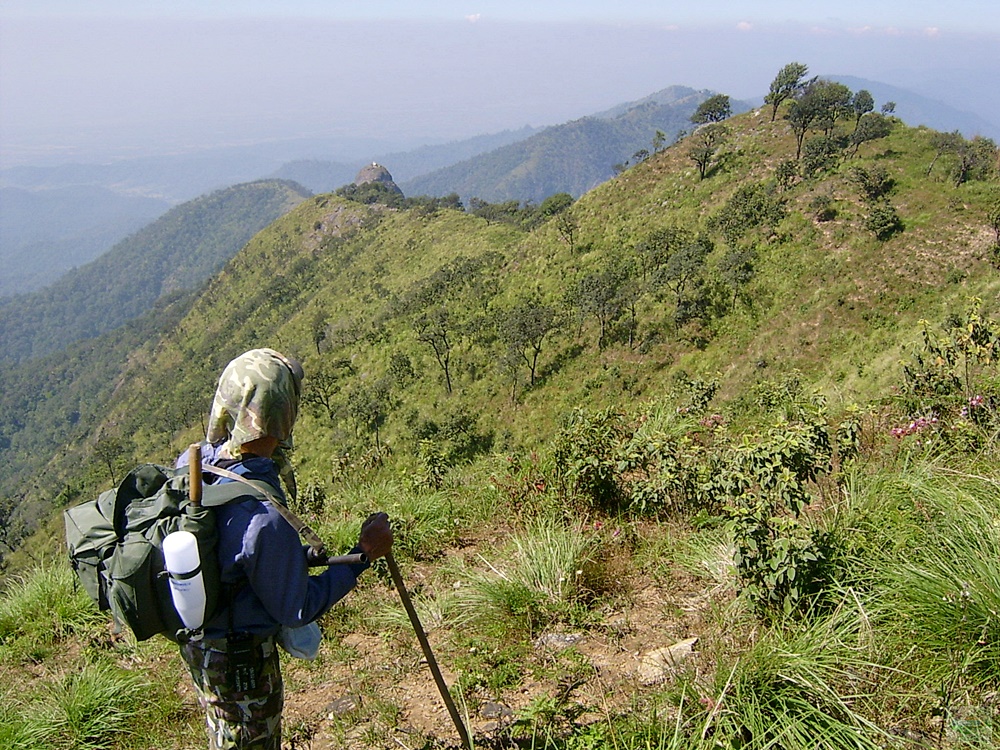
[386,551,472,750]
[188,443,203,505]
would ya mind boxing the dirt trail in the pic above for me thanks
[269,568,718,750]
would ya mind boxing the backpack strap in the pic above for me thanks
[198,480,267,506]
[199,464,327,554]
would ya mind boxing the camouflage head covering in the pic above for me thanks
[206,348,304,456]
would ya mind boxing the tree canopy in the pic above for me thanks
[764,62,812,122]
[691,94,732,124]
[786,79,852,158]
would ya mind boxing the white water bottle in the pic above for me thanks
[162,530,207,630]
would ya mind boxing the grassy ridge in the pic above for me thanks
[1,98,1000,748]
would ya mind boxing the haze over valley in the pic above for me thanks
[2,2,998,300]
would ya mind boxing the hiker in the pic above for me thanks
[176,347,393,750]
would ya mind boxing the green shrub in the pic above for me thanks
[415,438,447,490]
[724,416,838,617]
[809,193,837,222]
[617,431,720,516]
[553,408,625,509]
[802,135,843,177]
[898,300,1000,443]
[729,507,839,618]
[864,200,903,240]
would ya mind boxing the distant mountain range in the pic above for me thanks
[0,76,996,304]
[270,126,542,194]
[828,75,1000,140]
[399,86,752,203]
[0,185,170,297]
[0,129,541,299]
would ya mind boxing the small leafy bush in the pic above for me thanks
[723,417,838,617]
[809,193,837,222]
[553,407,626,509]
[898,300,1000,445]
[729,507,839,618]
[864,200,903,240]
[617,432,722,516]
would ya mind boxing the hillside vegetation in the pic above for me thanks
[2,69,1000,749]
[77,98,998,475]
[0,179,311,363]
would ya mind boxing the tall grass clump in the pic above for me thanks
[368,583,462,638]
[698,600,889,749]
[663,525,736,595]
[562,699,692,750]
[826,457,1000,739]
[873,469,1000,691]
[0,690,32,750]
[312,477,468,562]
[455,517,599,637]
[832,458,943,552]
[14,662,161,750]
[0,563,104,661]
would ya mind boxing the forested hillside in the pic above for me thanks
[0,179,311,363]
[3,68,1000,749]
[0,185,170,297]
[0,291,196,554]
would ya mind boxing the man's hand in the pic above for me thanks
[359,512,393,561]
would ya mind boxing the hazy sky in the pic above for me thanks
[2,1,998,167]
[4,0,998,29]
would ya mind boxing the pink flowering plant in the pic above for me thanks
[897,299,1000,449]
[889,414,940,441]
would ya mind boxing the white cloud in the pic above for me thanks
[465,14,481,23]
[924,26,940,37]
[736,21,752,31]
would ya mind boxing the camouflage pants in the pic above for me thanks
[180,634,284,750]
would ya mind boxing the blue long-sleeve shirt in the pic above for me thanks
[178,449,367,639]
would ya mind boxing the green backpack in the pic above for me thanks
[63,463,269,642]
